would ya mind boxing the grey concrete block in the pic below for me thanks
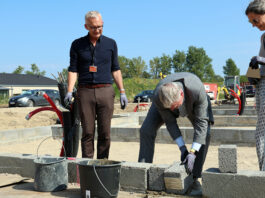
[0,153,35,178]
[120,161,151,193]
[202,168,237,198]
[218,145,237,173]
[202,168,265,198]
[148,164,170,191]
[163,162,193,195]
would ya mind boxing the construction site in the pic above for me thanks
[0,91,262,198]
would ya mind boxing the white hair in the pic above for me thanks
[157,82,183,109]
[85,11,102,21]
[246,0,265,15]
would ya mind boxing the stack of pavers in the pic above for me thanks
[202,144,265,198]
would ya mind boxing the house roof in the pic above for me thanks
[0,73,57,86]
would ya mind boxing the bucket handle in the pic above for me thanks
[36,136,66,159]
[93,165,118,197]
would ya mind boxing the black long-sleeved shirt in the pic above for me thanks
[68,33,120,85]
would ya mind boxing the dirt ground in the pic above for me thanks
[0,103,143,131]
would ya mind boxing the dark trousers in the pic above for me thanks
[138,104,211,178]
[77,86,115,159]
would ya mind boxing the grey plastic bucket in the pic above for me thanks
[34,157,68,192]
[33,137,68,192]
[78,159,121,198]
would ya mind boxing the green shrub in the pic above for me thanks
[113,77,160,102]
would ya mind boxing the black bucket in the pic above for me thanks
[34,157,68,192]
[33,137,68,192]
[78,159,121,198]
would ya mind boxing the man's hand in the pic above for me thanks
[180,145,189,162]
[120,93,128,109]
[249,56,265,69]
[64,92,73,106]
[183,152,196,174]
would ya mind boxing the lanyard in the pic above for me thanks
[89,43,96,65]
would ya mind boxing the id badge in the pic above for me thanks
[89,65,97,72]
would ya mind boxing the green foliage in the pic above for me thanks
[185,46,214,81]
[223,58,240,76]
[149,54,172,78]
[25,64,46,76]
[13,66,24,74]
[112,77,160,102]
[149,57,161,78]
[172,50,186,72]
[118,56,130,78]
[0,95,8,104]
[240,75,248,83]
[119,56,147,78]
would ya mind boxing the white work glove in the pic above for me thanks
[64,92,73,106]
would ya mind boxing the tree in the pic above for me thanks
[159,54,172,75]
[13,66,24,74]
[25,64,46,76]
[185,46,215,81]
[240,75,248,83]
[118,56,130,78]
[150,57,161,78]
[213,75,224,83]
[149,54,172,78]
[127,56,147,78]
[142,71,152,78]
[223,58,240,76]
[172,50,186,72]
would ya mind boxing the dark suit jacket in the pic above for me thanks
[153,72,214,144]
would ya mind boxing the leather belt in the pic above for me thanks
[79,84,112,89]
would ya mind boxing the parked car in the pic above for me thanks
[8,89,61,107]
[133,90,154,103]
[245,85,255,97]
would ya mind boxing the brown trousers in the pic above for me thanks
[77,86,115,159]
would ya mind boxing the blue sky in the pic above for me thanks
[0,0,262,78]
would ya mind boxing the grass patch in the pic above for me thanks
[113,77,160,102]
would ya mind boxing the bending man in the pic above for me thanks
[138,72,213,195]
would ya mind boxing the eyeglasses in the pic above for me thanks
[87,25,103,31]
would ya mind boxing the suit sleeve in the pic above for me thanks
[192,87,209,145]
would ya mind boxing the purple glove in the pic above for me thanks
[120,93,128,110]
[180,145,189,162]
[183,153,196,174]
[64,92,73,106]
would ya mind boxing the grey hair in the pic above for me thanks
[245,0,265,15]
[85,11,102,21]
[157,82,182,109]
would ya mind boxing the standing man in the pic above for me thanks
[65,11,128,159]
[138,72,213,195]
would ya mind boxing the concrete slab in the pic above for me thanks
[148,164,170,191]
[120,161,151,193]
[164,162,193,195]
[139,115,257,127]
[202,168,265,198]
[218,145,237,173]
[212,109,256,115]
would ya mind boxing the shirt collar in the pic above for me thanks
[86,32,102,44]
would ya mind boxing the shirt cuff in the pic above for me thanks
[191,142,202,152]
[175,136,185,148]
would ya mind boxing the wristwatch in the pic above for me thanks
[190,148,196,154]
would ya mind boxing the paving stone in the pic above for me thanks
[163,161,193,195]
[120,161,151,193]
[219,145,237,173]
[148,164,170,191]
